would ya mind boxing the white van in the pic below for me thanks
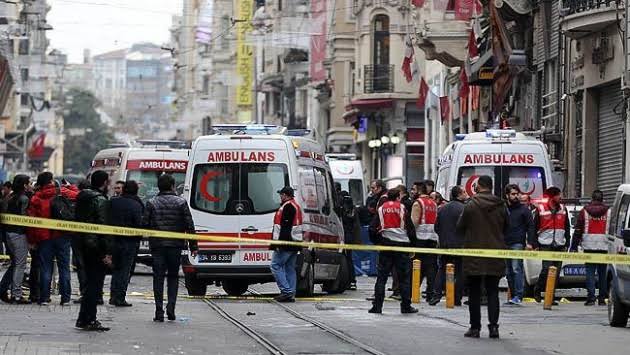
[182,124,349,296]
[606,184,630,327]
[326,153,366,206]
[88,141,190,262]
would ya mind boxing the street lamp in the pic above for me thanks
[381,135,390,145]
[390,135,401,145]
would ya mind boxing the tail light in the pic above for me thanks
[182,266,196,274]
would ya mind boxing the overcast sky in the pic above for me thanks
[48,0,183,63]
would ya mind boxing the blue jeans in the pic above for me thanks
[585,262,608,301]
[505,243,524,299]
[38,237,72,303]
[271,250,298,296]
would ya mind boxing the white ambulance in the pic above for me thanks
[88,141,190,262]
[326,153,366,207]
[182,124,349,296]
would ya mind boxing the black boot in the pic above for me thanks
[488,324,499,339]
[166,304,176,321]
[154,308,164,322]
[464,328,480,338]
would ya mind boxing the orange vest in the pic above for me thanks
[272,199,303,241]
[378,201,409,243]
[416,196,438,241]
[537,202,567,246]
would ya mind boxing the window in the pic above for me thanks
[126,171,186,202]
[613,195,630,237]
[191,163,289,215]
[202,75,210,95]
[373,15,390,66]
[18,39,29,55]
[337,178,364,207]
[20,68,28,82]
[315,167,333,215]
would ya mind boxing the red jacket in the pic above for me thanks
[27,184,79,244]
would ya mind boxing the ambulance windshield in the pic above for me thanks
[191,163,289,215]
[458,166,546,198]
[126,170,186,202]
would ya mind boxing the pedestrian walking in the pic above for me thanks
[270,186,303,302]
[74,170,113,331]
[411,181,439,303]
[529,187,570,304]
[456,175,507,339]
[109,180,144,307]
[144,174,197,322]
[572,190,609,306]
[27,172,78,306]
[0,175,31,304]
[72,179,90,304]
[433,185,468,306]
[368,189,417,314]
[503,184,534,306]
[340,191,360,290]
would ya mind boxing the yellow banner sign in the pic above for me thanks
[236,0,253,110]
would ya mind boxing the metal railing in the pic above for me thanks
[561,0,619,16]
[364,64,394,94]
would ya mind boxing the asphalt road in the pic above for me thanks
[0,264,627,355]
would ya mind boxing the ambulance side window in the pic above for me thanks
[613,195,630,237]
[298,167,319,213]
[314,167,332,215]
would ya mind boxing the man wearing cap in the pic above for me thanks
[271,186,303,302]
[529,186,571,304]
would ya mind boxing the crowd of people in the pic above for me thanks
[359,177,610,339]
[0,170,197,331]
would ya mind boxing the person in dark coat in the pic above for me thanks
[72,179,90,304]
[109,180,144,307]
[340,191,360,290]
[145,174,197,322]
[456,176,508,339]
[432,185,468,306]
[74,170,112,331]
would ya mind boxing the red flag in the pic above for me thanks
[412,0,425,7]
[28,133,46,159]
[417,78,429,108]
[440,96,450,122]
[467,30,478,58]
[459,69,469,98]
[401,35,414,83]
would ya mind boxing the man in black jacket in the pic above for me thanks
[75,170,112,331]
[503,184,534,305]
[145,174,197,322]
[432,185,468,306]
[109,180,144,307]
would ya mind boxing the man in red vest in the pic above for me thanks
[368,189,418,314]
[572,190,609,306]
[271,186,303,303]
[411,181,439,304]
[528,186,571,304]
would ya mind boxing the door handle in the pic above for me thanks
[241,227,259,232]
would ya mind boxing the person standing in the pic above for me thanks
[109,180,144,307]
[425,180,435,196]
[27,172,79,306]
[72,179,90,304]
[529,187,570,304]
[113,181,125,197]
[270,186,303,302]
[340,191,360,290]
[74,170,113,331]
[0,181,11,258]
[411,181,439,303]
[0,175,31,304]
[144,174,197,322]
[432,185,468,306]
[572,190,609,306]
[503,185,534,305]
[368,189,418,314]
[456,176,507,339]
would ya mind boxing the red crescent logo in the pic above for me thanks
[520,181,536,195]
[200,171,223,202]
[465,175,480,196]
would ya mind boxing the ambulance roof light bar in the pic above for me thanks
[485,129,517,139]
[455,134,467,141]
[135,140,188,149]
[210,124,287,135]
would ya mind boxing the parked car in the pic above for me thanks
[606,185,630,327]
[523,200,589,296]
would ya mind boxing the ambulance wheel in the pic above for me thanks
[222,281,249,296]
[608,282,629,327]
[297,263,315,297]
[184,274,207,296]
[322,258,349,294]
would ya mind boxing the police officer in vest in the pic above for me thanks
[411,181,440,304]
[528,187,571,304]
[572,190,610,306]
[368,189,418,314]
[271,186,303,303]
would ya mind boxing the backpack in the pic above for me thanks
[50,188,75,221]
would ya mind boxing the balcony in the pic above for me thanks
[560,0,621,38]
[364,64,394,94]
[417,14,470,67]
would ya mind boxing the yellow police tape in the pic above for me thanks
[1,213,630,265]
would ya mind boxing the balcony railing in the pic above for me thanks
[364,64,394,94]
[561,0,618,16]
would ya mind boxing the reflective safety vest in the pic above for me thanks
[416,196,438,241]
[378,201,409,243]
[537,202,567,246]
[272,199,304,242]
[582,208,610,251]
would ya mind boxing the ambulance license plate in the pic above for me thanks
[199,252,233,263]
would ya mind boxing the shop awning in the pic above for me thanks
[350,98,393,109]
[342,108,359,124]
